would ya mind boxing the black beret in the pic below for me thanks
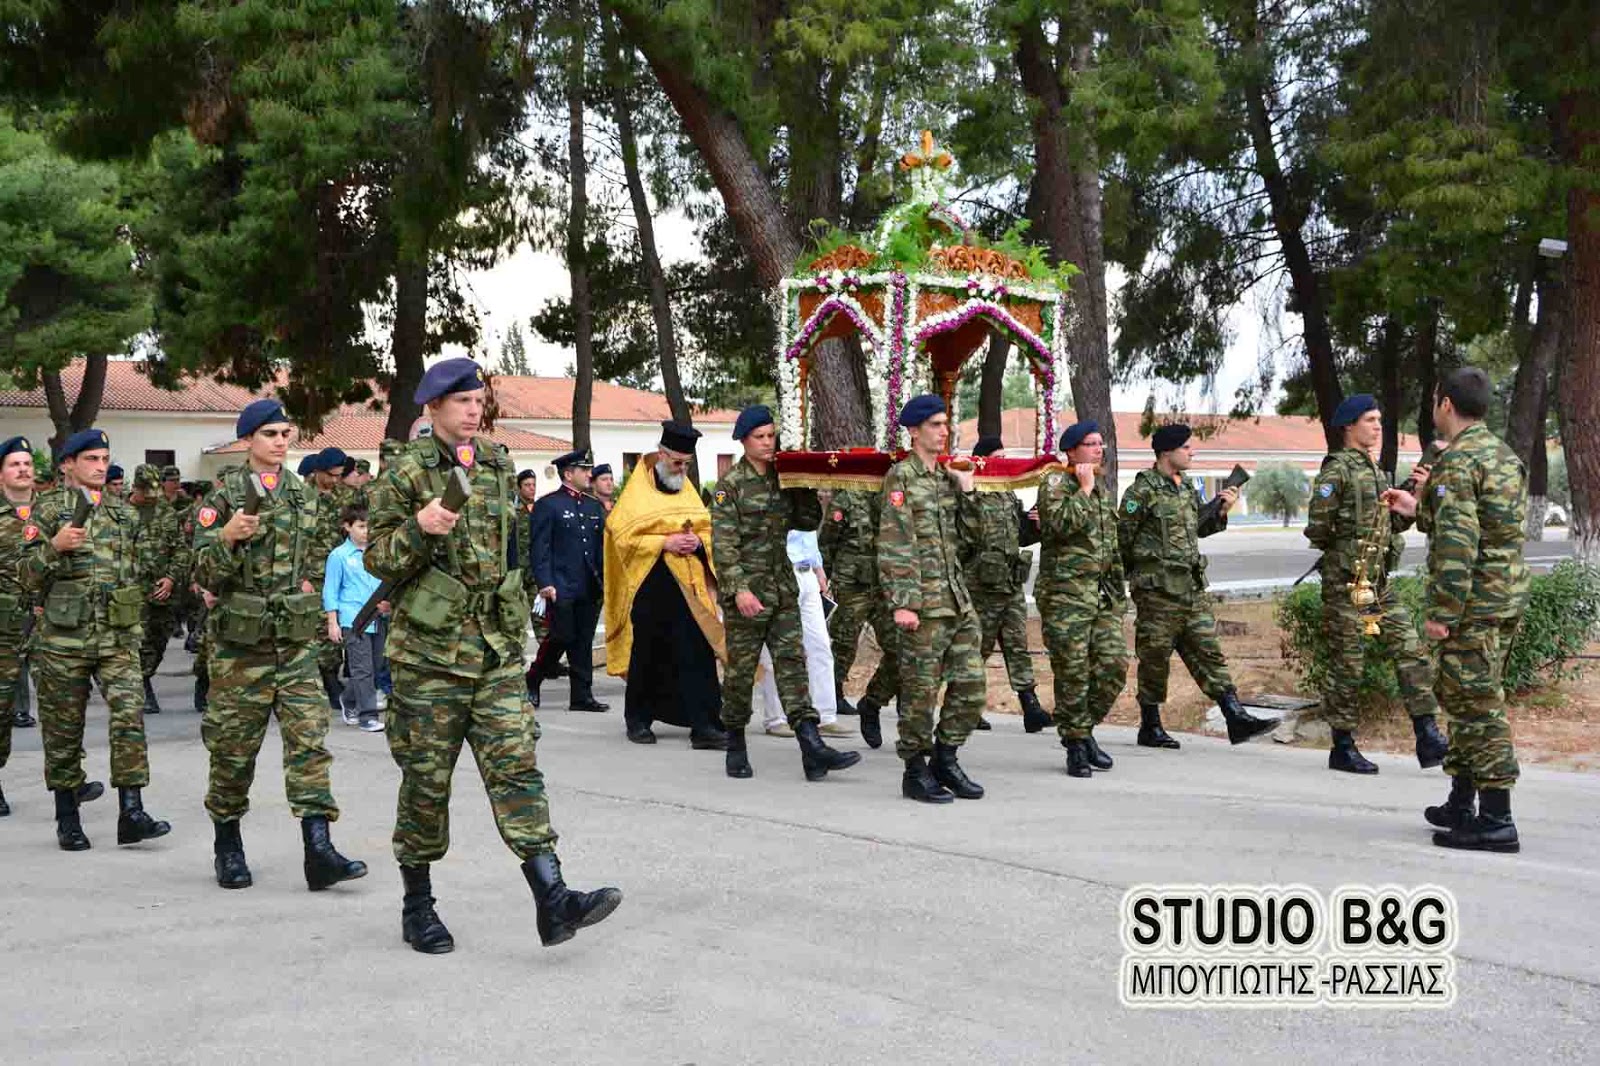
[0,436,32,461]
[591,463,612,479]
[107,465,125,481]
[1151,423,1192,454]
[415,357,487,404]
[516,468,537,483]
[1059,420,1099,452]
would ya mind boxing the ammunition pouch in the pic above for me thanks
[496,568,531,641]
[216,591,271,647]
[43,581,90,630]
[278,591,323,643]
[0,591,25,636]
[106,585,144,629]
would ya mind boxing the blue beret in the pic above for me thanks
[1151,423,1191,454]
[898,394,946,428]
[315,446,353,475]
[1331,393,1378,428]
[415,357,487,405]
[236,398,289,439]
[0,435,32,460]
[591,463,612,479]
[1058,420,1099,452]
[732,405,774,441]
[554,448,594,471]
[107,465,125,481]
[973,435,1004,457]
[58,428,111,460]
[296,454,320,477]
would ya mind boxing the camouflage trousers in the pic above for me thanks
[203,638,337,823]
[1039,584,1128,741]
[972,588,1036,690]
[1439,619,1521,791]
[721,595,819,731]
[387,653,557,864]
[828,580,899,707]
[1132,590,1234,705]
[36,637,150,791]
[192,602,210,676]
[896,609,985,760]
[0,636,19,770]
[1320,581,1438,730]
[141,604,179,680]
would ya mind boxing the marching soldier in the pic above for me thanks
[0,436,42,816]
[819,485,900,749]
[367,357,621,953]
[1036,421,1129,778]
[713,404,860,781]
[960,436,1049,733]
[879,394,986,803]
[1305,394,1448,774]
[526,449,609,713]
[128,464,189,716]
[310,447,357,711]
[105,464,126,498]
[1385,368,1529,853]
[192,400,367,891]
[20,429,170,850]
[1119,424,1276,748]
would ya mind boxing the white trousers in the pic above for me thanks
[757,567,837,728]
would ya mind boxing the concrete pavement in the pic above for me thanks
[3,655,1598,1065]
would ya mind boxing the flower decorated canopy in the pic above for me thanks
[775,132,1073,454]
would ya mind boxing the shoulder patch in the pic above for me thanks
[1125,498,1138,513]
[831,509,844,522]
[1046,472,1062,487]
[889,490,905,508]
[1436,484,1447,498]
[16,505,30,521]
[23,524,39,542]
[714,489,728,506]
[1319,483,1334,498]
[197,506,219,528]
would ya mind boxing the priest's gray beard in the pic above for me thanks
[655,460,685,492]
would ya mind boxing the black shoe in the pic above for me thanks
[184,629,201,655]
[626,725,657,745]
[836,685,858,716]
[1328,729,1379,774]
[1425,775,1476,831]
[12,707,34,728]
[1136,703,1181,749]
[1085,735,1114,770]
[1065,739,1094,778]
[1434,788,1519,853]
[301,816,368,891]
[1219,690,1277,744]
[523,852,623,947]
[1413,715,1449,769]
[931,741,983,799]
[320,668,345,713]
[401,864,455,954]
[901,754,954,804]
[76,780,105,804]
[974,716,992,731]
[690,730,729,751]
[795,719,861,782]
[116,787,171,845]
[0,781,8,817]
[725,728,753,778]
[569,698,610,713]
[193,669,209,713]
[142,677,162,715]
[1018,688,1051,734]
[55,789,90,851]
[527,683,541,709]
[858,698,883,749]
[214,820,252,889]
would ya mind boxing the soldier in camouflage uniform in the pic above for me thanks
[1305,394,1448,774]
[310,447,358,710]
[127,464,189,716]
[960,436,1049,733]
[1118,424,1276,748]
[819,486,900,748]
[367,358,620,954]
[20,429,170,851]
[1386,368,1529,854]
[1036,421,1129,778]
[192,400,366,892]
[879,394,986,803]
[713,405,860,781]
[0,436,43,816]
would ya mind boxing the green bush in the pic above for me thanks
[1276,562,1600,714]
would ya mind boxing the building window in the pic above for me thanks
[145,449,176,468]
[717,453,733,478]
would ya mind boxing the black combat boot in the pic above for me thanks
[193,667,209,713]
[522,852,623,947]
[1085,734,1114,770]
[1413,714,1449,769]
[1434,788,1519,853]
[1137,703,1180,749]
[836,683,858,716]
[13,704,34,728]
[301,816,368,891]
[0,781,9,817]
[214,820,252,889]
[1329,729,1379,774]
[901,754,954,803]
[116,787,171,845]
[690,727,729,751]
[974,716,992,731]
[55,788,90,851]
[725,728,753,779]
[1065,739,1094,778]
[142,677,162,715]
[858,697,883,749]
[1425,775,1476,830]
[931,741,984,799]
[76,780,105,804]
[795,719,862,782]
[1018,687,1051,734]
[401,864,455,954]
[1219,689,1277,744]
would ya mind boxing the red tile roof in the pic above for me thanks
[206,416,570,455]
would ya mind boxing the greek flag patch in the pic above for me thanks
[1319,483,1334,498]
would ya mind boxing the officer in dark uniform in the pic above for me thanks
[526,449,609,712]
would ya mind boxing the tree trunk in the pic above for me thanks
[1509,271,1564,540]
[1377,317,1403,475]
[1415,307,1439,447]
[385,257,428,442]
[977,331,1011,441]
[1556,89,1600,563]
[1526,379,1550,541]
[567,0,594,454]
[41,353,109,451]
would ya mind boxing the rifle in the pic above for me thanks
[350,466,471,634]
[70,487,96,528]
[242,473,265,516]
[1398,441,1447,495]
[1200,463,1252,525]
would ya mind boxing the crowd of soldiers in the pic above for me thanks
[0,359,1529,957]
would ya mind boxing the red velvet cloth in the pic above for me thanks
[775,450,1062,492]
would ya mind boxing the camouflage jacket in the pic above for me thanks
[1118,466,1225,598]
[1423,422,1529,628]
[20,485,148,653]
[877,452,980,618]
[314,482,357,564]
[1036,471,1125,603]
[710,456,821,608]
[130,495,190,597]
[0,494,39,642]
[818,489,883,589]
[959,490,1039,595]
[1304,448,1410,585]
[366,434,528,676]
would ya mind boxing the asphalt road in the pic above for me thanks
[1198,526,1574,585]
[3,651,1598,1064]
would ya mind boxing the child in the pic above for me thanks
[322,503,387,732]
